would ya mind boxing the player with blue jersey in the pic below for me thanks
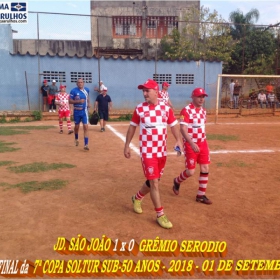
[69,78,91,151]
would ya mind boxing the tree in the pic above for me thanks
[229,8,259,39]
[225,8,277,74]
[160,6,234,62]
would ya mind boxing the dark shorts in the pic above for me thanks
[73,110,89,125]
[99,110,109,121]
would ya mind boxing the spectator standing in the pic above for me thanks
[258,90,268,108]
[158,82,174,109]
[69,79,90,151]
[55,85,73,134]
[229,79,235,108]
[124,79,182,229]
[40,80,49,112]
[233,80,242,109]
[94,87,112,132]
[49,80,58,112]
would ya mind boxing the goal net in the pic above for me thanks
[214,74,280,123]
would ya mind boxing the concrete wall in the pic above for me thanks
[0,24,221,112]
[91,0,199,55]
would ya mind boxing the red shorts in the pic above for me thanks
[58,110,71,119]
[141,156,167,180]
[184,140,210,170]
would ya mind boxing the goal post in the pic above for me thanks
[215,74,280,124]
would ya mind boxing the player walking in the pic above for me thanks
[173,88,212,205]
[124,79,182,229]
[69,79,90,151]
[55,85,73,134]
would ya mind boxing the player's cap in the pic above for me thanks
[52,79,56,83]
[138,79,159,91]
[162,81,170,87]
[103,87,108,92]
[59,85,66,89]
[43,80,48,83]
[192,88,208,97]
[100,80,103,83]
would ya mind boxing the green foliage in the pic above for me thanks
[1,179,68,193]
[109,114,132,122]
[8,162,76,173]
[8,116,21,123]
[160,5,234,62]
[32,110,42,121]
[207,134,239,141]
[0,141,20,153]
[0,115,7,123]
[0,161,16,166]
[216,160,255,168]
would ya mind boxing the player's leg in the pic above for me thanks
[103,110,109,131]
[196,141,212,204]
[173,143,197,195]
[65,110,73,134]
[58,114,63,133]
[82,111,89,150]
[73,113,81,146]
[99,111,104,131]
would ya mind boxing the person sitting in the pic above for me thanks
[248,89,258,108]
[258,90,268,108]
[267,91,280,108]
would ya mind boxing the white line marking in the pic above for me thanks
[107,125,280,156]
[107,125,140,156]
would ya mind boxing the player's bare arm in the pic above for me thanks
[170,125,183,152]
[109,102,112,111]
[180,124,200,153]
[124,125,136,159]
[69,99,85,104]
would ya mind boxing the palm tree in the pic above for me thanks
[229,8,260,71]
[229,8,259,39]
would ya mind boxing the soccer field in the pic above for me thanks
[0,116,279,278]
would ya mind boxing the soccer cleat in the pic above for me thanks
[68,130,74,134]
[59,130,63,134]
[100,128,104,132]
[172,178,180,195]
[132,195,142,214]
[75,140,79,146]
[196,195,213,205]
[84,145,89,151]
[156,215,173,229]
[53,110,56,113]
[103,128,105,132]
[49,110,52,112]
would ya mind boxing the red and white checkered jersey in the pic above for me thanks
[55,92,70,112]
[158,90,170,105]
[180,103,206,143]
[130,100,178,158]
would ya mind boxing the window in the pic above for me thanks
[70,72,92,83]
[43,71,66,83]
[113,16,142,38]
[176,74,194,85]
[153,74,172,85]
[146,16,178,39]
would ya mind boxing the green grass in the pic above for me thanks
[216,159,255,168]
[210,145,224,151]
[109,113,132,122]
[0,179,67,193]
[0,126,54,135]
[0,161,16,166]
[0,141,20,153]
[207,134,239,142]
[8,162,76,173]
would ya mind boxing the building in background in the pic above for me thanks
[91,0,199,56]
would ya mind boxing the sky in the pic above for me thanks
[11,0,280,40]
